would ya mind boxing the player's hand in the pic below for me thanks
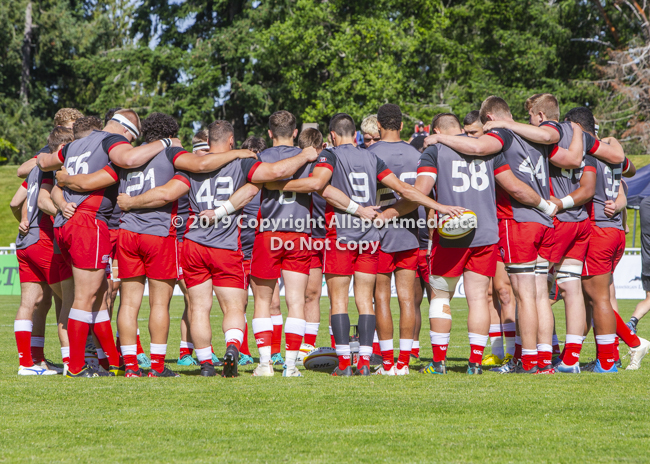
[356,205,380,221]
[198,209,216,225]
[482,121,508,132]
[438,205,467,218]
[55,167,70,186]
[300,146,318,162]
[549,196,562,211]
[604,199,617,218]
[570,122,582,134]
[117,193,133,211]
[62,202,77,219]
[18,219,29,236]
[423,134,440,148]
[236,149,258,160]
[170,138,183,148]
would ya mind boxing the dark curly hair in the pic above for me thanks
[377,103,402,132]
[142,112,179,143]
[104,107,123,125]
[241,136,267,154]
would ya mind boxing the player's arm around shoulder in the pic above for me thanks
[17,157,38,178]
[423,132,503,157]
[118,176,189,212]
[55,165,117,192]
[549,122,583,170]
[484,120,560,144]
[174,148,257,173]
[250,146,319,183]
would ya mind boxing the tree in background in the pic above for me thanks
[0,0,646,162]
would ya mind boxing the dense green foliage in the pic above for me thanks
[0,0,642,161]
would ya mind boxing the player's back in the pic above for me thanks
[179,158,255,250]
[420,141,505,248]
[59,130,125,223]
[370,140,420,252]
[16,167,54,250]
[327,144,382,244]
[588,157,623,230]
[489,127,553,227]
[117,148,178,238]
[258,145,311,233]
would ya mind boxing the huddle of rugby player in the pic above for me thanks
[10,95,649,377]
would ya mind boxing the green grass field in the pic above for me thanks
[1,295,650,463]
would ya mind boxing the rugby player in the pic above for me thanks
[371,104,423,375]
[13,126,74,375]
[564,107,649,372]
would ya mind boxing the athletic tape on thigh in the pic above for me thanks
[505,262,536,275]
[429,275,459,293]
[535,258,550,275]
[556,263,583,284]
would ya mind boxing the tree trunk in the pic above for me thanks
[20,1,33,106]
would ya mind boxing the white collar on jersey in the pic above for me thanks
[111,114,140,138]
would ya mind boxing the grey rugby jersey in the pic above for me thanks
[370,141,421,253]
[418,141,509,248]
[173,158,261,250]
[315,144,391,244]
[542,120,598,223]
[258,146,312,233]
[16,167,54,250]
[587,157,624,230]
[57,130,129,225]
[107,147,184,238]
[487,128,554,227]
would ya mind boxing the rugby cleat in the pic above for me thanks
[627,318,638,335]
[555,361,581,374]
[271,353,285,366]
[252,361,274,377]
[222,346,239,378]
[137,353,151,368]
[626,337,650,370]
[467,362,483,375]
[125,368,144,378]
[492,358,516,374]
[583,359,618,373]
[420,361,446,375]
[535,365,555,375]
[177,354,198,366]
[514,361,538,374]
[282,366,303,377]
[211,352,224,367]
[238,354,254,366]
[297,343,314,367]
[148,366,180,377]
[481,354,503,367]
[395,365,410,376]
[200,362,216,377]
[65,365,107,378]
[374,365,396,376]
[355,365,371,376]
[109,365,124,377]
[34,359,63,374]
[331,366,353,377]
[18,365,57,376]
[369,353,383,366]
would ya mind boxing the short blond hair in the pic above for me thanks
[360,114,379,135]
[479,96,511,124]
[525,93,560,121]
[53,108,84,127]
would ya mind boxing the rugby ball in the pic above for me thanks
[302,347,338,372]
[296,343,315,367]
[438,211,478,239]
